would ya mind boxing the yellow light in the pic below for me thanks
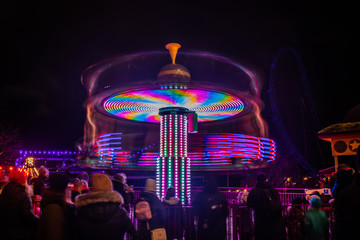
[25,157,35,166]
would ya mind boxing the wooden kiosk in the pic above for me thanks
[318,122,360,172]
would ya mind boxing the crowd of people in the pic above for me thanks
[0,167,140,240]
[0,162,359,240]
[240,163,360,240]
[0,167,230,240]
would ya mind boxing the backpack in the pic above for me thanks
[263,189,282,219]
[135,199,152,221]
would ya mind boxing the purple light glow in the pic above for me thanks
[137,133,276,166]
[19,150,79,156]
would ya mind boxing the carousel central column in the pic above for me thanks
[155,43,195,205]
[157,107,191,205]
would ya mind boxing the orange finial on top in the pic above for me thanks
[165,43,181,64]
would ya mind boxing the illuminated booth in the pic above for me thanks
[318,121,360,172]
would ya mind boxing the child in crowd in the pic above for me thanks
[286,197,305,240]
[304,196,329,240]
[71,178,89,203]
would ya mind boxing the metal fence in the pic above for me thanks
[124,203,334,240]
[132,187,308,205]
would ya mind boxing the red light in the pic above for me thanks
[9,166,13,171]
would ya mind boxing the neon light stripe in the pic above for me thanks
[103,89,244,123]
[138,133,276,166]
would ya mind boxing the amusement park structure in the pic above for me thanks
[81,43,276,204]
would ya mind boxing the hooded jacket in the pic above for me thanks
[37,188,75,240]
[0,182,39,240]
[304,207,329,240]
[74,191,137,240]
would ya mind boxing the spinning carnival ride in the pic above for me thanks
[82,43,276,204]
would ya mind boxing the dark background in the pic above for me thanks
[1,1,358,171]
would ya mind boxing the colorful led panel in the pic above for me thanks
[136,133,276,167]
[94,133,130,166]
[103,89,244,123]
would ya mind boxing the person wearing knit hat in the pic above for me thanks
[90,173,113,192]
[9,170,35,197]
[0,170,39,239]
[136,179,166,240]
[74,173,137,240]
[144,178,157,193]
[310,196,322,209]
[304,196,329,240]
[9,170,27,185]
[38,173,74,240]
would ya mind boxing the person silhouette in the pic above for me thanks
[162,187,184,240]
[247,173,286,240]
[193,175,228,240]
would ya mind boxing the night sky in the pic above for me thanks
[1,1,358,170]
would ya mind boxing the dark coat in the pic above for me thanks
[192,188,228,240]
[163,197,185,240]
[0,182,39,240]
[32,175,48,196]
[74,191,137,240]
[331,169,354,200]
[335,178,360,240]
[37,188,75,240]
[247,181,286,240]
[112,179,131,205]
[136,191,166,240]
